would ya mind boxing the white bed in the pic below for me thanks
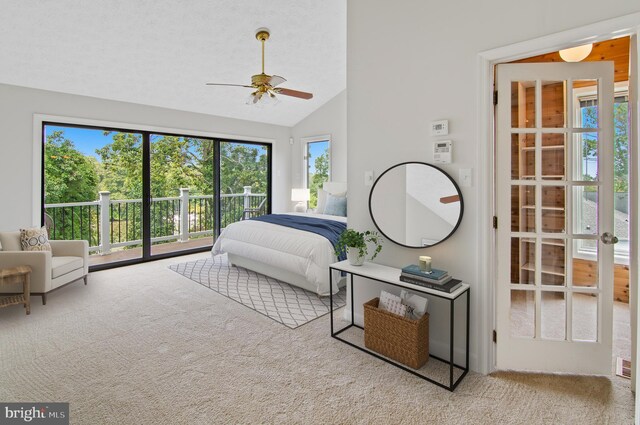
[211,182,347,296]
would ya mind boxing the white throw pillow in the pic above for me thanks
[316,189,328,213]
[20,226,51,251]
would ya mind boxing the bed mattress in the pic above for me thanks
[212,212,346,296]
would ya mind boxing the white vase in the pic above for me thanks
[347,247,365,266]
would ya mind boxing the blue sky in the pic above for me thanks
[308,140,328,173]
[45,125,117,160]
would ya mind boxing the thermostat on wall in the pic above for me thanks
[431,120,449,136]
[433,140,452,164]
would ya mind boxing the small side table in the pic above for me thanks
[0,266,32,315]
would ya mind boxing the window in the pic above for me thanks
[43,122,271,269]
[303,137,330,210]
[574,90,629,261]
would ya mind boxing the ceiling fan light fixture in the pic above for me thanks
[559,43,593,62]
[207,29,313,104]
[246,90,278,107]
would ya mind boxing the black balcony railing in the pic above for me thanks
[44,187,267,255]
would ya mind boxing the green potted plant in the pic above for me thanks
[335,229,383,266]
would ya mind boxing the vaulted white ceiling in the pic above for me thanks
[0,0,346,127]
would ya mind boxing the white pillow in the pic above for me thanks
[317,189,347,214]
[316,189,329,213]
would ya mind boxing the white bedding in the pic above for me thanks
[211,212,346,296]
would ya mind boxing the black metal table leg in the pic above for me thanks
[350,273,354,326]
[329,267,334,336]
[450,297,455,389]
[466,289,470,370]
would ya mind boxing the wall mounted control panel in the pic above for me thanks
[431,120,449,136]
[433,140,452,164]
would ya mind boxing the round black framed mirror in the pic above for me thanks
[368,162,464,248]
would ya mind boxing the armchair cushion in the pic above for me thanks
[0,231,22,251]
[51,256,84,279]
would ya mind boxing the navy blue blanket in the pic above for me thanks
[250,214,347,261]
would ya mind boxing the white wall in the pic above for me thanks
[0,83,292,230]
[347,1,640,373]
[290,90,347,199]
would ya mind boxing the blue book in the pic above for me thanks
[401,264,448,280]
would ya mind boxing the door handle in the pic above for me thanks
[600,232,619,245]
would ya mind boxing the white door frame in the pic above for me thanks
[476,13,640,380]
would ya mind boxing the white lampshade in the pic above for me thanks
[559,43,593,62]
[291,188,310,202]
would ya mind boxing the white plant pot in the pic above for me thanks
[347,247,365,266]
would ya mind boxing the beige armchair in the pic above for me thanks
[0,232,89,305]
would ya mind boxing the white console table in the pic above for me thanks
[329,260,470,391]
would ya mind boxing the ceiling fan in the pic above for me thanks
[206,28,313,105]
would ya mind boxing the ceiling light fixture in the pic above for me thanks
[559,43,593,62]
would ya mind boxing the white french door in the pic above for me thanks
[496,62,616,374]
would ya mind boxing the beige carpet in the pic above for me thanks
[0,253,634,424]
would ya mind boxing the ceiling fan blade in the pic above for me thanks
[276,88,313,100]
[268,75,287,87]
[206,83,254,88]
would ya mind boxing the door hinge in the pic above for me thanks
[493,216,498,229]
[493,330,497,343]
[493,91,498,105]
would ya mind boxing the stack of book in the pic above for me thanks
[399,265,462,293]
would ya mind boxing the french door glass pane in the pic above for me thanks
[572,247,599,288]
[576,80,598,129]
[512,133,535,180]
[220,141,269,229]
[44,125,143,265]
[512,185,536,232]
[573,186,598,236]
[150,135,215,256]
[572,292,598,341]
[541,291,566,340]
[541,80,566,128]
[510,289,535,338]
[541,133,566,180]
[512,238,535,285]
[510,81,536,128]
[576,132,599,181]
[541,239,565,286]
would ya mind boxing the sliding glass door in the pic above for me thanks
[220,141,270,229]
[42,122,271,269]
[43,125,144,265]
[150,134,215,256]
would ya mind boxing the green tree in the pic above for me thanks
[45,131,99,203]
[581,101,628,192]
[96,132,143,199]
[308,149,329,209]
[613,102,628,193]
[220,142,268,194]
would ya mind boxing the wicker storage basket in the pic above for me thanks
[363,297,429,369]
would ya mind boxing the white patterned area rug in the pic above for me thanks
[169,255,346,329]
